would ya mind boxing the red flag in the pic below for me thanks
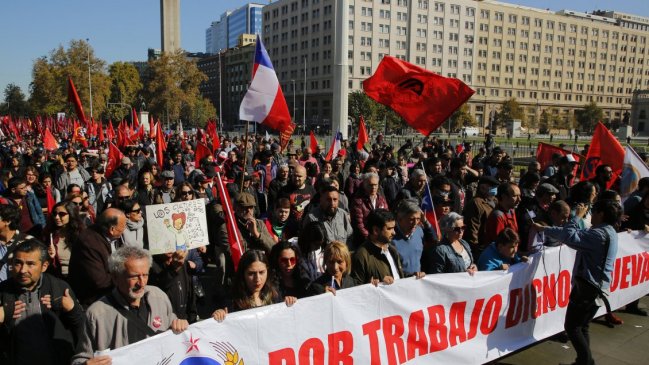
[45,187,56,214]
[106,121,115,141]
[155,123,166,168]
[132,108,140,129]
[214,170,244,270]
[98,122,104,144]
[67,77,87,124]
[309,131,318,154]
[536,142,583,173]
[357,116,369,151]
[43,128,60,150]
[581,122,625,188]
[363,56,474,136]
[72,120,88,147]
[106,142,124,177]
[195,142,212,169]
[149,117,156,139]
[279,122,296,152]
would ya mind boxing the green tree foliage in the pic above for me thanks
[1,83,30,117]
[450,103,476,130]
[29,39,110,119]
[575,101,603,132]
[496,98,526,129]
[105,62,143,121]
[348,90,405,134]
[145,50,208,127]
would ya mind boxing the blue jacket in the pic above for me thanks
[0,191,46,229]
[423,238,474,274]
[544,222,617,290]
[477,242,523,271]
[392,225,424,276]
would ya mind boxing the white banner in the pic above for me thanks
[110,232,649,365]
[145,200,209,255]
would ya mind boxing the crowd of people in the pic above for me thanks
[0,130,645,365]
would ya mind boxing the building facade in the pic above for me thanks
[260,0,649,133]
[631,90,649,135]
[205,3,264,55]
[206,12,231,54]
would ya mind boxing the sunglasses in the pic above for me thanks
[54,211,69,218]
[180,191,193,196]
[129,208,142,214]
[280,257,297,265]
[453,226,466,233]
[71,201,83,206]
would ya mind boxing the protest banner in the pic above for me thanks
[110,231,649,365]
[145,199,210,255]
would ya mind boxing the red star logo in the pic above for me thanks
[184,334,200,354]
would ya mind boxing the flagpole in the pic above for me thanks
[86,38,93,123]
[240,120,250,193]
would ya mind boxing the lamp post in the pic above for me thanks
[303,56,307,135]
[86,38,93,120]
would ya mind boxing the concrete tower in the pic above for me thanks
[160,0,181,53]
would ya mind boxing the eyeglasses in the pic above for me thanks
[54,211,69,218]
[180,191,193,196]
[129,208,142,214]
[453,226,466,233]
[280,257,296,265]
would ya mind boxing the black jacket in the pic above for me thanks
[0,273,85,365]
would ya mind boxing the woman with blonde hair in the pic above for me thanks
[308,241,359,295]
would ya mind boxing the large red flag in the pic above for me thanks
[98,122,104,144]
[106,142,124,177]
[357,115,369,151]
[309,131,318,154]
[581,122,625,188]
[213,170,244,270]
[363,56,474,136]
[67,77,87,124]
[195,142,212,169]
[43,128,60,150]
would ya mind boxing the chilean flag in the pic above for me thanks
[239,34,292,132]
[325,131,342,162]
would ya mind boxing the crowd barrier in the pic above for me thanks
[110,231,649,365]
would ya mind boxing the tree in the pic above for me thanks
[145,50,208,126]
[575,101,603,132]
[1,84,30,117]
[496,98,525,129]
[182,97,217,128]
[105,62,143,121]
[450,103,476,131]
[348,91,381,129]
[29,39,111,119]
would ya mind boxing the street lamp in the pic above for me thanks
[86,38,93,120]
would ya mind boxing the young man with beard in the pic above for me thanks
[351,209,404,285]
[72,247,188,365]
[302,185,353,246]
[0,239,84,365]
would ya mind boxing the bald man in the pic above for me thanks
[280,165,316,221]
[69,208,128,306]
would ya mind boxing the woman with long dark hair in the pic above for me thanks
[269,241,308,299]
[43,201,86,278]
[297,220,329,283]
[211,250,297,321]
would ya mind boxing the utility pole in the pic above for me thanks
[303,57,307,135]
[86,38,93,120]
[218,50,223,134]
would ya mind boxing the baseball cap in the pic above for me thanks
[478,175,500,186]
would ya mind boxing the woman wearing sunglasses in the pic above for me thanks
[174,182,196,203]
[422,212,478,275]
[118,199,147,250]
[269,241,309,299]
[43,201,85,278]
